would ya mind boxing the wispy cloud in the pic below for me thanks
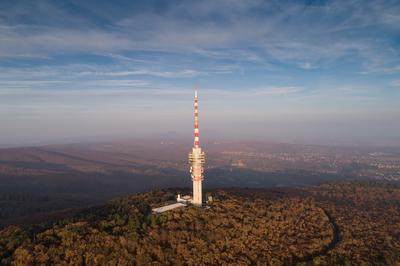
[199,87,303,98]
[1,1,399,70]
[0,79,149,93]
[86,69,199,78]
[391,80,400,87]
[298,62,313,70]
[251,87,303,96]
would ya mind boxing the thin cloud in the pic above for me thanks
[199,87,303,98]
[98,69,199,78]
[391,80,400,87]
[298,62,313,70]
[0,1,399,70]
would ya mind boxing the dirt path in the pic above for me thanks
[293,207,341,264]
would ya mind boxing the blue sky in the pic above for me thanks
[0,0,399,147]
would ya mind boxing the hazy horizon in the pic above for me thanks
[1,1,399,148]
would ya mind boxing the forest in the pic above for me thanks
[0,181,399,265]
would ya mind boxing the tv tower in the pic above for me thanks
[188,87,205,206]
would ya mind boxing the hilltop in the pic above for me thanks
[1,181,399,265]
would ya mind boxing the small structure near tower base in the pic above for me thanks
[152,202,187,214]
[177,194,192,204]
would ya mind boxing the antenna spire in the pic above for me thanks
[194,87,199,147]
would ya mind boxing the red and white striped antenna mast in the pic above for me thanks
[194,86,200,148]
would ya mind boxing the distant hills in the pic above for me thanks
[2,139,397,228]
[0,140,378,228]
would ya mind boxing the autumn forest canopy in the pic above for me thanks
[1,181,399,265]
